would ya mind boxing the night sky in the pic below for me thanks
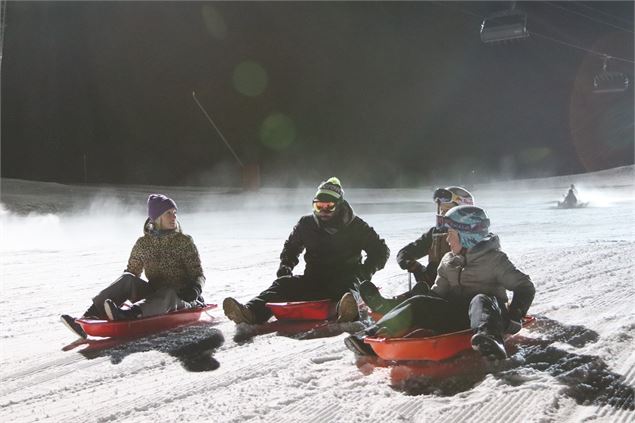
[2,1,633,187]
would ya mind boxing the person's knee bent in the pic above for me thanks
[270,275,301,290]
[139,287,182,317]
[470,293,499,309]
[469,294,503,332]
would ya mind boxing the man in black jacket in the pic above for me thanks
[223,177,390,324]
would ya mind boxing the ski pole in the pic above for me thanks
[408,272,412,291]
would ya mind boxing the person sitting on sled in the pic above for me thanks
[563,184,578,207]
[359,186,474,315]
[61,194,206,338]
[345,205,535,359]
[223,177,390,325]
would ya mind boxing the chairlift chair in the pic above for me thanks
[480,9,529,43]
[592,57,630,94]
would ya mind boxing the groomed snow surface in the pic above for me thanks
[1,166,634,422]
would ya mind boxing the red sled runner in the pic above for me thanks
[75,304,217,338]
[231,300,348,342]
[364,316,535,361]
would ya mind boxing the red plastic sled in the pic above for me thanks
[76,304,217,338]
[365,316,535,361]
[266,300,336,321]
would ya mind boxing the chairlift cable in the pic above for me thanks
[529,31,635,64]
[434,1,634,64]
[573,1,635,27]
[543,1,634,34]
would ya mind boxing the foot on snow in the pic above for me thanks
[223,297,257,324]
[60,314,87,339]
[471,332,507,360]
[344,335,377,356]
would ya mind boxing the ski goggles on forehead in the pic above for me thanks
[433,188,471,205]
[438,215,489,233]
[433,188,457,204]
[433,188,455,204]
[313,201,337,212]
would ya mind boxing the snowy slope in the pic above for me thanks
[1,167,634,423]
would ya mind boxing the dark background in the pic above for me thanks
[2,1,633,187]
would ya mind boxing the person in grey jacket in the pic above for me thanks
[345,205,535,359]
[359,186,474,314]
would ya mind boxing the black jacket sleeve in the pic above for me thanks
[279,218,305,270]
[357,220,390,281]
[396,227,434,270]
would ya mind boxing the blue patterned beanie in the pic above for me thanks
[442,205,490,249]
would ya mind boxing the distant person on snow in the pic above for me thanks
[563,184,578,207]
[61,194,206,338]
[223,177,390,324]
[345,205,535,360]
[359,186,474,315]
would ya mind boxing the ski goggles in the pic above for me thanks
[433,187,472,205]
[433,188,460,205]
[313,201,337,212]
[437,215,489,233]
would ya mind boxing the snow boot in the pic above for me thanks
[358,281,401,315]
[222,297,257,324]
[471,331,507,360]
[103,299,142,321]
[60,314,87,339]
[81,304,102,320]
[336,292,359,322]
[344,334,376,356]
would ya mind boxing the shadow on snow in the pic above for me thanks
[356,315,634,410]
[233,320,365,344]
[63,323,225,372]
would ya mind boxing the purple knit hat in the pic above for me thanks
[147,194,177,220]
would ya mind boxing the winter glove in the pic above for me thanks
[276,264,293,278]
[505,307,523,334]
[407,261,428,284]
[178,285,202,302]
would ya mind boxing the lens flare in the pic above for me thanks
[201,5,227,40]
[233,61,268,97]
[260,113,296,150]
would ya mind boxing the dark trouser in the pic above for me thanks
[369,293,506,338]
[395,281,431,301]
[246,274,357,323]
[469,293,507,336]
[91,273,190,319]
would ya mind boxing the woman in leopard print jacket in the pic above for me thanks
[61,194,206,335]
